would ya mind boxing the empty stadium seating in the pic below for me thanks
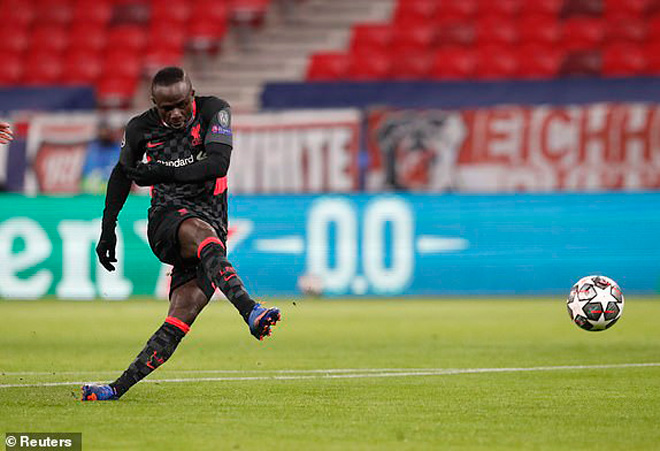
[306,0,660,81]
[4,0,660,106]
[0,0,272,108]
[306,52,350,81]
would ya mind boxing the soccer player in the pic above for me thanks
[0,121,13,144]
[82,67,281,401]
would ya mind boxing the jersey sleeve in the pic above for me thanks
[203,97,233,148]
[118,118,145,167]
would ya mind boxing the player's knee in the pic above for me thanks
[179,218,218,259]
[180,218,217,243]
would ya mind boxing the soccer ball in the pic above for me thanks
[566,275,624,331]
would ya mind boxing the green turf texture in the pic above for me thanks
[1,298,659,450]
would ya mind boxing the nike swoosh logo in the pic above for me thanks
[147,141,164,148]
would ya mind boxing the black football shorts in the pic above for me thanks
[147,206,221,299]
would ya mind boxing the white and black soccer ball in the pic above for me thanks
[567,275,624,331]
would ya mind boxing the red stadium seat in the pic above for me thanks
[1,0,36,27]
[391,23,436,54]
[97,77,138,109]
[476,17,519,46]
[394,0,436,26]
[643,0,660,15]
[107,26,147,52]
[350,23,393,54]
[605,0,658,16]
[396,1,436,19]
[389,51,433,80]
[606,15,648,44]
[0,52,24,85]
[148,22,186,53]
[517,44,564,78]
[68,24,107,53]
[102,50,143,80]
[30,25,70,54]
[430,47,476,79]
[186,5,229,54]
[478,0,521,18]
[558,50,602,76]
[520,0,564,17]
[192,0,229,25]
[0,24,30,53]
[647,15,660,42]
[562,0,604,18]
[62,51,103,84]
[187,19,228,53]
[562,17,605,51]
[348,49,391,80]
[23,51,64,85]
[112,1,150,25]
[151,0,191,23]
[436,22,476,47]
[603,44,646,75]
[436,0,478,23]
[72,0,112,25]
[644,42,660,73]
[143,48,184,76]
[394,12,433,31]
[33,0,73,25]
[518,15,562,46]
[475,45,519,79]
[306,52,350,81]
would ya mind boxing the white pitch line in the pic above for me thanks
[0,363,658,389]
[0,368,443,376]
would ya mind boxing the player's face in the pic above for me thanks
[152,81,195,129]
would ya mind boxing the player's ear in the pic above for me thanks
[150,95,156,106]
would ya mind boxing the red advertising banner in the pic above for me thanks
[367,104,660,192]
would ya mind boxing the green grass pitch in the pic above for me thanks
[1,298,659,450]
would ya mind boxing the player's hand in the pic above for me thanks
[0,121,14,145]
[96,228,117,272]
[124,163,174,186]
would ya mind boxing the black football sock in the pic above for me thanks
[197,238,256,322]
[109,317,189,398]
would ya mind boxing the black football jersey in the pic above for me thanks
[120,96,233,240]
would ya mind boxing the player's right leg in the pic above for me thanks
[82,279,210,401]
[178,217,281,340]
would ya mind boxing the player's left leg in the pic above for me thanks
[82,280,209,401]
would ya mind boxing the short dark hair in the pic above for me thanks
[151,66,190,91]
